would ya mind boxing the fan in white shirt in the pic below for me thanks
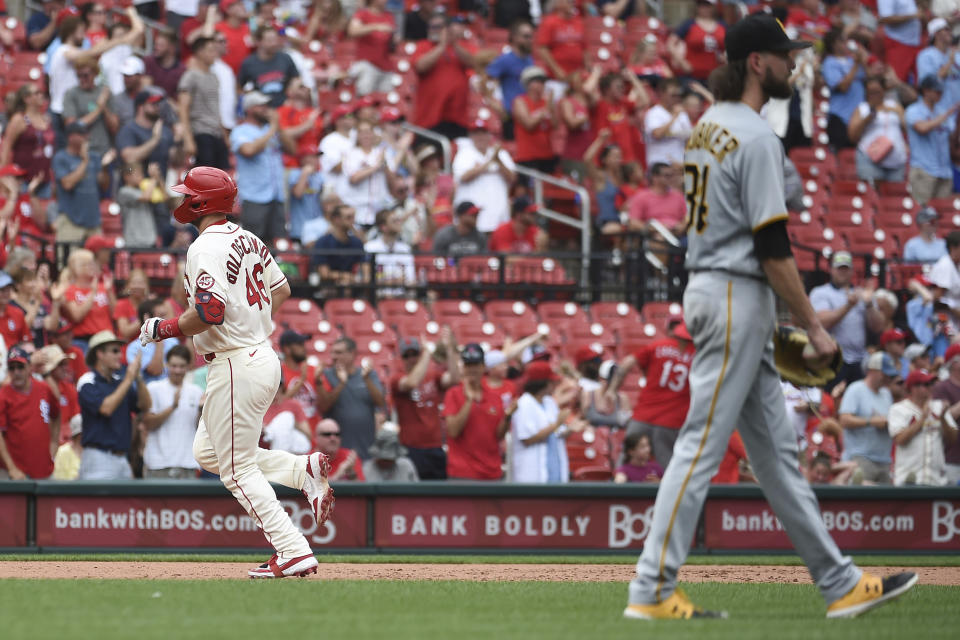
[321,106,358,198]
[452,120,516,233]
[364,208,415,297]
[888,369,958,486]
[340,121,396,226]
[142,345,204,479]
[643,79,693,168]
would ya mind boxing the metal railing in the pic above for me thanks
[400,122,452,173]
[514,165,593,288]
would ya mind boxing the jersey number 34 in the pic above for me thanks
[684,164,710,233]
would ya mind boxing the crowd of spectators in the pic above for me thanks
[1,0,960,487]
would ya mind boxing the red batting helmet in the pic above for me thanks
[170,167,238,224]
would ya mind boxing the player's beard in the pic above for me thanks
[290,351,307,364]
[761,67,793,100]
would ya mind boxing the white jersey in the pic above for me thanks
[184,221,287,354]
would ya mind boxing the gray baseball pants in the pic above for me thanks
[628,272,861,606]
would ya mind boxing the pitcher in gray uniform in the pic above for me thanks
[623,14,917,620]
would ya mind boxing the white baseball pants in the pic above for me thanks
[193,343,311,558]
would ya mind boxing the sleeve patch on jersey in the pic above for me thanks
[195,291,225,325]
[196,273,216,290]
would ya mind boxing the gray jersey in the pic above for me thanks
[684,102,788,278]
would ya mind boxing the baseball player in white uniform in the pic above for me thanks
[140,167,334,578]
[623,15,916,620]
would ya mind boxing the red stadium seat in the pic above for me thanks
[571,465,614,482]
[432,299,484,324]
[323,298,378,328]
[353,332,397,355]
[452,320,506,349]
[875,181,911,197]
[458,255,502,284]
[639,301,683,329]
[617,323,664,356]
[504,257,576,286]
[537,301,589,325]
[484,300,540,338]
[927,197,960,214]
[589,301,642,332]
[130,251,177,280]
[379,299,432,339]
[414,255,460,285]
[274,298,325,335]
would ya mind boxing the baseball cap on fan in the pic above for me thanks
[866,351,899,377]
[724,13,813,62]
[242,91,272,112]
[461,342,485,365]
[120,56,145,76]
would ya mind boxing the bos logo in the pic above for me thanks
[608,504,656,548]
[932,501,960,543]
[196,273,215,290]
[280,499,335,545]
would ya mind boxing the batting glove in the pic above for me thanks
[140,317,163,346]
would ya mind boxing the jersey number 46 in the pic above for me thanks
[245,264,270,309]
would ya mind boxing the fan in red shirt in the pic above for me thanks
[50,319,87,382]
[215,0,253,74]
[534,0,585,81]
[39,344,80,444]
[591,71,648,166]
[0,270,32,348]
[0,164,48,238]
[512,66,559,174]
[411,15,477,138]
[391,334,459,479]
[278,330,321,430]
[712,431,751,484]
[442,343,507,480]
[488,197,547,254]
[611,316,694,469]
[62,249,116,342]
[672,0,725,82]
[482,349,518,413]
[0,346,60,479]
[277,78,322,168]
[346,0,396,95]
[313,418,364,481]
[785,0,832,41]
[112,268,151,342]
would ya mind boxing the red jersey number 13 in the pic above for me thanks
[658,360,689,393]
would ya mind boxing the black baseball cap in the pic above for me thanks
[398,337,421,356]
[725,14,812,62]
[461,342,485,364]
[279,329,309,347]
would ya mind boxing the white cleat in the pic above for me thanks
[302,451,335,526]
[248,553,318,578]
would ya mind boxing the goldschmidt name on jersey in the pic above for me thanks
[225,234,274,285]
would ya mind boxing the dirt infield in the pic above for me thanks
[2,562,959,584]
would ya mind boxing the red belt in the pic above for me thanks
[203,353,216,362]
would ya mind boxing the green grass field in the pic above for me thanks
[2,552,960,565]
[1,555,955,639]
[0,579,953,640]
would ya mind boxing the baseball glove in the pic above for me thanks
[773,325,842,387]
